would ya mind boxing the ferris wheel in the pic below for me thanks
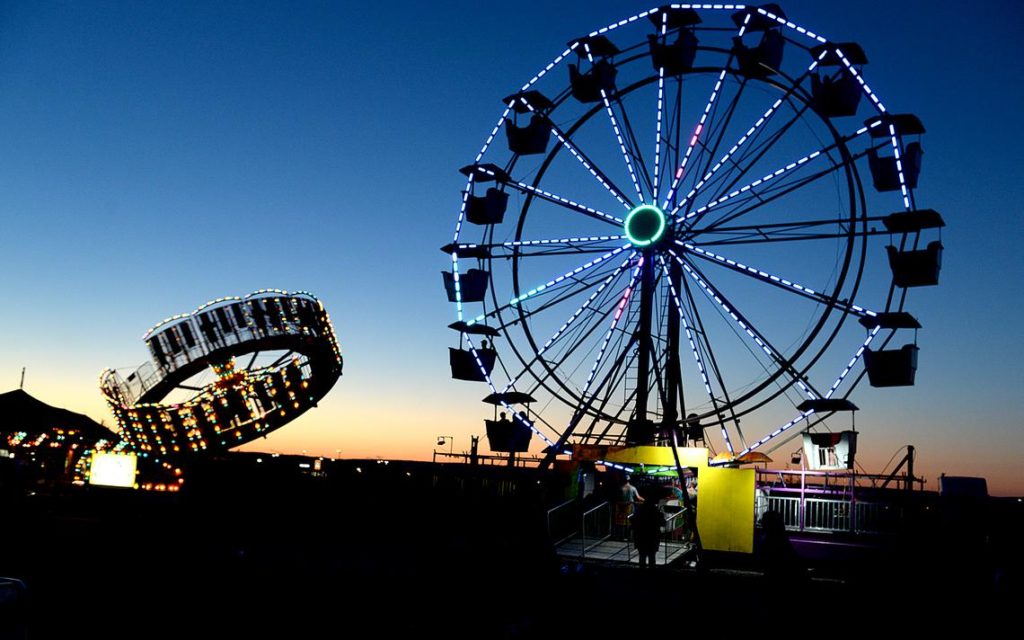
[443,4,943,465]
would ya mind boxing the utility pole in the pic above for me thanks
[19,367,25,390]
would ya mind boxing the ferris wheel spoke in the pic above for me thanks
[692,98,814,211]
[577,259,643,401]
[659,256,738,453]
[583,347,640,442]
[671,250,824,400]
[457,236,629,259]
[517,96,634,208]
[698,116,884,218]
[691,145,872,233]
[676,55,828,214]
[611,91,655,199]
[688,217,890,246]
[506,178,624,226]
[662,13,754,210]
[678,260,750,450]
[499,261,626,332]
[687,75,749,201]
[467,244,630,326]
[576,44,646,204]
[737,410,816,457]
[500,255,634,393]
[679,242,876,317]
[651,10,670,203]
[509,244,632,308]
[558,335,636,448]
[674,128,870,225]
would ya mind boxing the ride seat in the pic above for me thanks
[886,240,942,287]
[569,60,617,103]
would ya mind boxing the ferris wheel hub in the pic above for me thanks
[624,204,667,248]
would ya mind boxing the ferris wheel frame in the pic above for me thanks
[444,4,942,467]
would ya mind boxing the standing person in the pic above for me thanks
[633,499,665,569]
[620,474,643,505]
[614,474,643,539]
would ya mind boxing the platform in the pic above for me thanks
[555,536,693,566]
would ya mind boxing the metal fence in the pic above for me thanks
[765,495,905,534]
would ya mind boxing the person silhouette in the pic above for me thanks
[633,499,665,569]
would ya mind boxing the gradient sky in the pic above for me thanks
[2,1,1022,495]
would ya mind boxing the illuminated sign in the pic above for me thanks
[89,452,138,487]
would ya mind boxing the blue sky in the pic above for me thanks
[1,1,1022,494]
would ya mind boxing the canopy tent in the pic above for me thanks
[0,389,115,440]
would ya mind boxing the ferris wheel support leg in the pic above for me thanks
[628,252,657,445]
[663,256,683,432]
[539,336,637,469]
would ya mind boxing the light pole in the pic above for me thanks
[436,435,454,456]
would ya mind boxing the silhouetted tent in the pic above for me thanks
[0,389,115,440]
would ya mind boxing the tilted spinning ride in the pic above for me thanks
[443,4,943,465]
[100,289,342,464]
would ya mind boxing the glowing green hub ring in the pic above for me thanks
[624,204,667,247]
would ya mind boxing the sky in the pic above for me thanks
[1,1,1022,495]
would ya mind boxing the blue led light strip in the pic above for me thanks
[662,13,752,210]
[672,148,823,222]
[499,255,634,394]
[576,258,644,408]
[519,44,578,92]
[494,235,628,248]
[519,97,631,209]
[888,124,912,210]
[824,325,880,400]
[500,175,623,225]
[671,250,818,400]
[737,410,815,457]
[464,342,558,448]
[584,42,646,204]
[835,49,887,114]
[675,52,828,215]
[753,7,827,44]
[680,242,878,317]
[467,244,631,325]
[652,11,668,203]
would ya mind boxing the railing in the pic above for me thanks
[105,292,329,405]
[546,499,579,547]
[549,500,696,566]
[765,495,909,535]
[804,498,851,532]
[756,468,925,492]
[546,500,618,560]
[854,501,902,534]
[432,450,546,467]
[581,502,613,556]
[767,495,801,529]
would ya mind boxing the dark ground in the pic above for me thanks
[1,455,1020,638]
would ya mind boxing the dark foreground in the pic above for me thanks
[2,456,1021,638]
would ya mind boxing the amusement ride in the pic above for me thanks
[443,3,943,470]
[94,289,343,483]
